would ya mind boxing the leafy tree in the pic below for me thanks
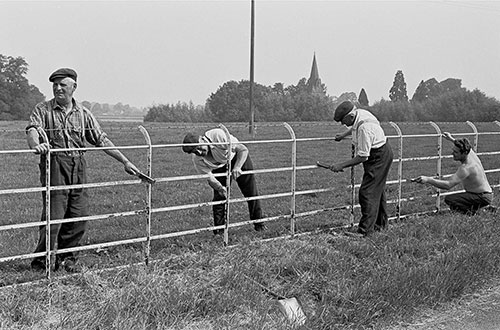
[412,79,432,103]
[205,78,333,122]
[440,78,462,93]
[0,54,44,120]
[389,70,408,103]
[372,86,500,122]
[334,92,358,107]
[412,78,462,103]
[144,101,209,122]
[370,99,416,122]
[358,88,369,107]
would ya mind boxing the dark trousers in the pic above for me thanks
[358,143,393,235]
[212,155,262,228]
[445,191,492,215]
[32,154,88,266]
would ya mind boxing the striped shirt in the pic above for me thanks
[26,98,109,152]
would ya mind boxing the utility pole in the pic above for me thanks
[249,0,255,136]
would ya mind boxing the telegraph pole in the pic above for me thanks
[249,0,255,136]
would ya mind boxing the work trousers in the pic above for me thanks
[445,191,492,215]
[212,155,262,228]
[32,154,88,266]
[358,143,393,235]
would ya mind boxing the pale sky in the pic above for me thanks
[2,0,500,109]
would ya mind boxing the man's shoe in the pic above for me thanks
[30,260,46,272]
[56,259,81,273]
[254,223,266,232]
[344,231,365,239]
[343,226,366,238]
[483,205,498,214]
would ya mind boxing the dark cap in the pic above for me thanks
[334,100,355,122]
[49,68,77,82]
[182,133,200,153]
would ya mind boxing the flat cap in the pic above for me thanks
[49,68,77,82]
[182,133,200,153]
[333,100,355,122]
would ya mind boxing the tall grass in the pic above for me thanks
[1,210,500,329]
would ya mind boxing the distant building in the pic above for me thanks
[307,53,323,94]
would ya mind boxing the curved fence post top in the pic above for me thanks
[466,121,478,134]
[138,125,152,145]
[282,122,296,140]
[388,122,402,137]
[465,121,478,150]
[428,121,442,135]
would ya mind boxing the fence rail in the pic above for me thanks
[1,121,499,282]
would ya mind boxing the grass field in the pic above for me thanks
[1,120,500,329]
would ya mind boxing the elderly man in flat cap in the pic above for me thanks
[26,68,141,272]
[182,128,265,235]
[330,100,393,237]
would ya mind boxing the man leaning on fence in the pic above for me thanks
[329,100,394,237]
[26,68,140,272]
[182,128,266,235]
[413,132,495,215]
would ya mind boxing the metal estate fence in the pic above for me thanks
[1,121,500,281]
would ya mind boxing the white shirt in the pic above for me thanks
[351,109,387,157]
[192,128,239,173]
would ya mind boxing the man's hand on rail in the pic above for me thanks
[232,167,243,180]
[124,160,140,176]
[217,186,228,199]
[442,132,455,143]
[329,164,344,173]
[334,133,344,142]
[33,142,50,155]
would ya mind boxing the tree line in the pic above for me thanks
[2,54,499,123]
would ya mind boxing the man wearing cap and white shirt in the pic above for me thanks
[26,68,141,272]
[330,101,393,237]
[182,128,265,234]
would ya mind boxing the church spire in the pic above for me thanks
[307,52,322,93]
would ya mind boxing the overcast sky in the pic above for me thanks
[2,0,500,108]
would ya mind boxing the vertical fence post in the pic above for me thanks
[219,124,232,246]
[350,144,355,227]
[466,121,478,151]
[389,122,403,222]
[36,128,53,281]
[283,123,297,236]
[138,125,153,266]
[429,122,442,212]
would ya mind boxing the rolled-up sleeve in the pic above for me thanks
[357,126,375,157]
[83,109,109,146]
[25,102,46,133]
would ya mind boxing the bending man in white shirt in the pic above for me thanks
[182,128,265,235]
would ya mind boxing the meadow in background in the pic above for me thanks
[1,120,500,329]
